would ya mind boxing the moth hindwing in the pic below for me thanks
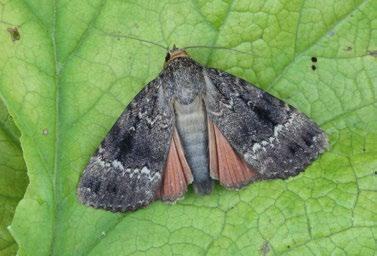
[77,48,328,212]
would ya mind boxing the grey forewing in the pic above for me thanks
[203,67,328,179]
[77,78,174,212]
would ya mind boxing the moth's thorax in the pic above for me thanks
[163,57,205,105]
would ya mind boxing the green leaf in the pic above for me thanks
[1,0,377,255]
[0,99,27,255]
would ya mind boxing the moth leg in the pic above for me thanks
[208,119,258,189]
[160,128,193,202]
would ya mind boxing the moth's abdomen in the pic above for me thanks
[174,97,212,194]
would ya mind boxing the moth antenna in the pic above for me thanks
[0,20,13,26]
[98,29,169,51]
[184,45,252,56]
[1,20,26,27]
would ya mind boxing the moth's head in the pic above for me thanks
[164,45,189,64]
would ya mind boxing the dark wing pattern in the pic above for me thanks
[204,67,328,180]
[77,78,174,212]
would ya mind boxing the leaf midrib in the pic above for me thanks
[47,0,109,254]
[50,0,60,254]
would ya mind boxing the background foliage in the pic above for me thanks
[0,0,376,255]
[0,99,27,255]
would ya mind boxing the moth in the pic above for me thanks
[77,47,328,212]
